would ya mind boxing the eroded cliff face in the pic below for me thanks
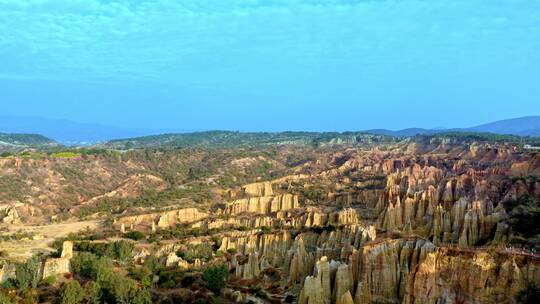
[299,239,540,304]
[410,249,540,304]
[217,143,540,303]
[3,140,538,303]
[373,147,540,248]
[224,194,301,215]
[100,143,539,303]
[114,207,208,231]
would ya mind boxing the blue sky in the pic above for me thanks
[1,0,539,131]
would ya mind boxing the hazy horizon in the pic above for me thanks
[3,114,540,135]
[1,0,539,131]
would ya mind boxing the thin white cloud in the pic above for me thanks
[0,0,538,87]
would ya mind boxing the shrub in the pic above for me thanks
[202,265,229,294]
[178,243,213,263]
[70,254,150,304]
[157,268,184,289]
[75,240,134,261]
[181,274,195,288]
[129,288,152,304]
[60,281,85,304]
[505,195,540,239]
[113,240,134,261]
[84,281,102,304]
[70,253,110,280]
[15,256,41,290]
[125,231,145,241]
[40,275,57,286]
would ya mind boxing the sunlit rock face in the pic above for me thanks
[113,207,208,231]
[299,239,540,304]
[243,181,274,197]
[224,194,301,215]
[374,150,540,247]
[42,241,73,279]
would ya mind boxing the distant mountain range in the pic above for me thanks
[366,116,540,137]
[469,116,540,136]
[0,115,539,145]
[0,116,161,145]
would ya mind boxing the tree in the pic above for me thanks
[70,253,110,280]
[60,281,85,304]
[202,264,229,294]
[15,256,41,290]
[130,288,152,304]
[113,240,134,261]
[84,281,102,304]
[125,230,145,241]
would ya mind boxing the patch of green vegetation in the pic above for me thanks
[101,131,397,150]
[129,256,161,288]
[178,243,214,263]
[19,150,47,159]
[202,264,229,294]
[77,186,212,218]
[75,240,134,261]
[0,151,13,157]
[504,195,540,247]
[0,133,57,147]
[51,151,82,158]
[39,275,57,287]
[124,230,145,241]
[59,280,85,304]
[14,256,41,291]
[418,132,540,144]
[70,253,152,304]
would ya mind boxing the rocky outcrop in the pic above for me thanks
[243,181,274,197]
[410,249,540,304]
[224,194,301,215]
[41,241,73,279]
[289,237,314,284]
[299,275,325,304]
[333,264,353,303]
[235,252,261,279]
[376,163,514,246]
[165,252,191,269]
[0,205,21,224]
[300,238,540,304]
[198,207,363,231]
[60,241,73,259]
[42,257,70,279]
[221,223,377,287]
[114,207,208,231]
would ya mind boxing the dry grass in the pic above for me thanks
[1,220,102,261]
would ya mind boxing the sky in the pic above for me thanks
[0,0,539,132]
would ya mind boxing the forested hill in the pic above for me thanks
[95,131,399,149]
[0,132,58,150]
